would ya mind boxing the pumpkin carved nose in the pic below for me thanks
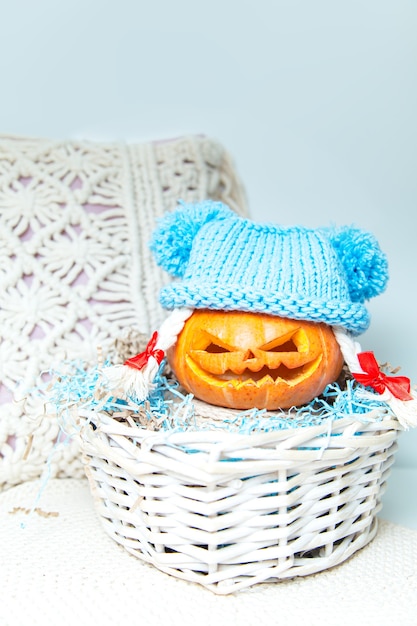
[245,350,256,360]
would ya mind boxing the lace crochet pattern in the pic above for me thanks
[0,134,248,490]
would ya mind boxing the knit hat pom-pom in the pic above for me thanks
[149,200,235,277]
[327,226,389,303]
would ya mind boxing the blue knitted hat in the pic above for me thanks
[150,200,388,335]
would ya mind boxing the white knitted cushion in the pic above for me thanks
[0,134,248,490]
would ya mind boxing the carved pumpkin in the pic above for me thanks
[168,310,344,410]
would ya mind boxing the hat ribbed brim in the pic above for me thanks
[159,283,370,335]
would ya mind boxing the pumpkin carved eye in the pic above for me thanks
[261,334,299,352]
[207,344,228,353]
[168,310,344,411]
[205,339,232,354]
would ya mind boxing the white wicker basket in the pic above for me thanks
[79,402,400,594]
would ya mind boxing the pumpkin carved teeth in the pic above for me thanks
[189,349,316,376]
[186,354,322,387]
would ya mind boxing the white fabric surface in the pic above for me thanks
[1,477,417,626]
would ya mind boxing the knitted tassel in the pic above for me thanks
[102,355,160,400]
[375,390,417,430]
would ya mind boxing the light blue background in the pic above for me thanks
[1,0,416,528]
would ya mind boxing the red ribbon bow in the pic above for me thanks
[124,332,165,371]
[352,351,412,401]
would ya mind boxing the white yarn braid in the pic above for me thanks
[333,327,417,429]
[154,307,194,351]
[101,308,193,401]
[332,328,365,375]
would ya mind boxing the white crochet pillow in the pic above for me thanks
[0,134,248,490]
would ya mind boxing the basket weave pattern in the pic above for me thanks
[80,408,399,594]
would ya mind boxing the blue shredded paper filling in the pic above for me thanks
[45,358,391,436]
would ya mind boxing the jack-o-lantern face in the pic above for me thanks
[168,310,344,410]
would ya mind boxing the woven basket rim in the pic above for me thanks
[78,407,400,472]
[78,405,399,438]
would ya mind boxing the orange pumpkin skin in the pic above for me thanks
[168,310,344,411]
